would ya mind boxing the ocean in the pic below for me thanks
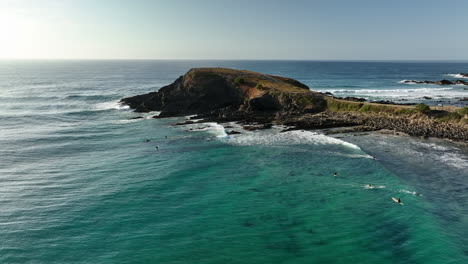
[0,60,467,263]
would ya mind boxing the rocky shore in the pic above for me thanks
[121,68,468,142]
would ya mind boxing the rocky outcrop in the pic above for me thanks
[401,79,468,86]
[120,68,324,117]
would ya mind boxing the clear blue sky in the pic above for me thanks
[1,0,467,60]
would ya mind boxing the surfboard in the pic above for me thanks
[392,197,403,205]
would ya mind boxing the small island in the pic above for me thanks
[121,68,468,142]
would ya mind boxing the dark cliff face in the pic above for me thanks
[120,67,324,116]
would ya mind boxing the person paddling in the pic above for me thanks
[333,172,337,177]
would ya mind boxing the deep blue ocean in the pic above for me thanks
[0,60,467,263]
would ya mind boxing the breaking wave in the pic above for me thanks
[324,87,464,100]
[227,129,361,150]
[94,101,130,111]
[447,73,468,79]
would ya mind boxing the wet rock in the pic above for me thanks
[243,123,273,131]
[227,130,241,135]
[402,79,467,86]
[339,96,366,102]
[174,120,195,126]
[455,80,468,85]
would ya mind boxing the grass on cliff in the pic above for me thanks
[326,98,363,111]
[326,98,468,124]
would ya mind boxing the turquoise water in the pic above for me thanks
[0,60,467,263]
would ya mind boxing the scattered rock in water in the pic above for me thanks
[227,130,241,135]
[243,123,273,131]
[174,120,195,126]
[130,116,144,119]
[401,79,468,86]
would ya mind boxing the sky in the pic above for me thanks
[0,0,467,60]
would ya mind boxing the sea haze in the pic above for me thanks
[0,60,467,263]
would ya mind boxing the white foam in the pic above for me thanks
[415,142,451,151]
[143,111,161,118]
[338,153,374,159]
[94,101,130,111]
[323,87,465,100]
[438,153,468,170]
[399,80,417,84]
[186,122,228,138]
[114,119,139,124]
[399,190,422,196]
[363,184,386,189]
[447,73,468,79]
[227,130,361,150]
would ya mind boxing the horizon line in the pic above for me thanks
[1,58,468,63]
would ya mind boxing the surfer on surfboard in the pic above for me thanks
[392,197,403,205]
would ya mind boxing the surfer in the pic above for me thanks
[145,139,151,142]
[372,156,376,160]
[156,146,159,150]
[367,184,374,188]
[392,197,404,205]
[333,172,337,177]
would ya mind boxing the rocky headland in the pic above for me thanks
[121,68,468,142]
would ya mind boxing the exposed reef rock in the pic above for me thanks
[122,68,468,142]
[401,79,468,86]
